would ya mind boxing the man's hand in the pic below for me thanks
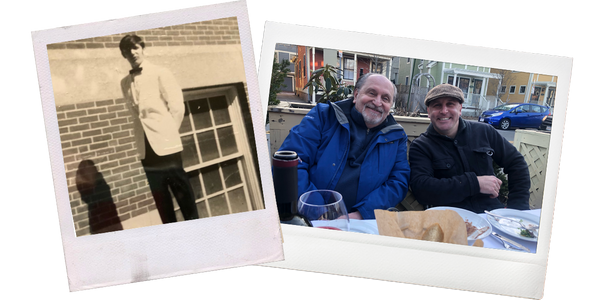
[348,211,363,220]
[477,175,502,198]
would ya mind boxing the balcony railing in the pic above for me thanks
[463,93,497,111]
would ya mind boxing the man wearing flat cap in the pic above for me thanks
[408,84,530,213]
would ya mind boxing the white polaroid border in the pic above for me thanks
[258,21,572,299]
[31,1,283,291]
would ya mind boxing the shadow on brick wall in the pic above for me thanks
[76,160,123,234]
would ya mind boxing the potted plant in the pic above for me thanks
[303,64,353,103]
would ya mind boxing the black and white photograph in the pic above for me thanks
[49,18,264,236]
[28,1,283,291]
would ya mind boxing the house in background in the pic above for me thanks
[487,69,557,111]
[400,60,501,116]
[281,45,552,117]
[441,62,502,115]
[274,44,297,93]
[528,73,557,110]
[292,45,394,103]
[391,57,416,86]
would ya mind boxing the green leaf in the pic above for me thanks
[325,78,332,91]
[303,82,311,90]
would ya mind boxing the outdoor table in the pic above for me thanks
[337,209,541,253]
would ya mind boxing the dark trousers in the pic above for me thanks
[141,137,199,224]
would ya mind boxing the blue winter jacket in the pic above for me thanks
[278,98,411,219]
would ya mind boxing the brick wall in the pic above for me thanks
[47,17,241,50]
[50,17,243,236]
[58,97,149,236]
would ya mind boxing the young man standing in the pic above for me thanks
[119,35,199,223]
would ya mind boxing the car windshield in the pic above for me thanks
[493,104,520,111]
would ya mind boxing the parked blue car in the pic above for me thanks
[479,103,551,130]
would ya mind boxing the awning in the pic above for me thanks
[444,68,503,80]
[532,81,557,87]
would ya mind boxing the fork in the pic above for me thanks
[490,231,512,249]
[491,232,530,252]
[484,210,538,237]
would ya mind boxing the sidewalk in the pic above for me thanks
[275,92,308,106]
[121,208,163,230]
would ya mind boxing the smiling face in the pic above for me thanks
[427,97,463,138]
[353,74,394,128]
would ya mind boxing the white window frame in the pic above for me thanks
[519,85,526,94]
[180,85,263,218]
[509,85,516,94]
[343,57,355,80]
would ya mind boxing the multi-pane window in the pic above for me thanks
[343,57,354,80]
[177,86,262,220]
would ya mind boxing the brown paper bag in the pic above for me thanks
[374,209,468,245]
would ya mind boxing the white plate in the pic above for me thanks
[348,220,379,234]
[486,208,539,242]
[426,206,492,242]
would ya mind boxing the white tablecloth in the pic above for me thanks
[337,209,541,253]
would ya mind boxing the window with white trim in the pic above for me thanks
[178,85,263,219]
[509,85,516,94]
[343,57,355,80]
[519,85,526,94]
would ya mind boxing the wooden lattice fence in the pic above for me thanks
[513,130,551,209]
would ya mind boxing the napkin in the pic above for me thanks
[374,209,468,245]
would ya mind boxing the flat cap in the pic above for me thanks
[424,84,464,106]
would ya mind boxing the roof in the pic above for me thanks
[443,68,503,79]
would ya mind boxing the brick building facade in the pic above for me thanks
[49,17,263,236]
[48,18,241,50]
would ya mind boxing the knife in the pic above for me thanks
[484,210,539,230]
[491,232,530,252]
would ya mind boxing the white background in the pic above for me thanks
[29,1,589,299]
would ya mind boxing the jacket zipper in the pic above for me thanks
[327,142,348,189]
[326,123,401,190]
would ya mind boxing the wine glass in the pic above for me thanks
[297,190,349,231]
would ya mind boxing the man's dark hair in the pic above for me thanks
[119,35,145,55]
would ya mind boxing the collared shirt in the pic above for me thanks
[120,61,185,159]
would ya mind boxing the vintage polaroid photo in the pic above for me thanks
[258,21,572,299]
[31,1,283,291]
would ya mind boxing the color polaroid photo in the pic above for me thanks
[31,0,283,291]
[258,21,572,299]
